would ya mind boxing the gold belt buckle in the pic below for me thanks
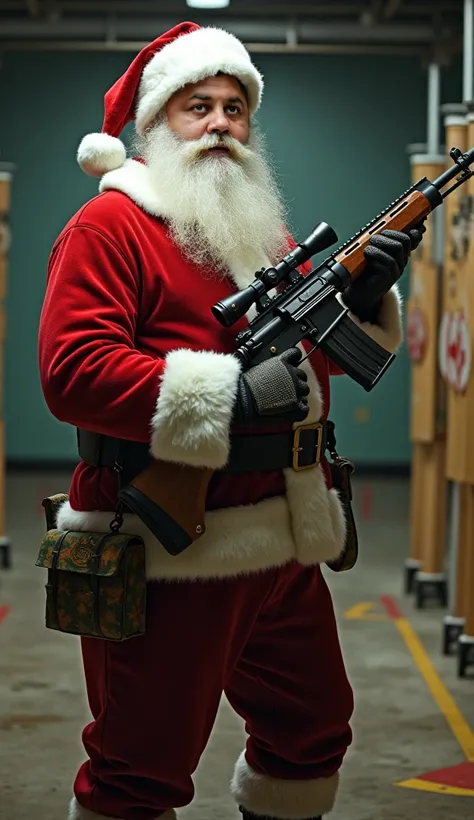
[292,422,324,471]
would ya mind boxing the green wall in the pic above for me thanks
[0,49,463,464]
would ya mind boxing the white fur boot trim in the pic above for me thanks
[230,751,339,819]
[69,796,177,819]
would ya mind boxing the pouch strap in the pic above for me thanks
[89,532,113,638]
[48,530,70,629]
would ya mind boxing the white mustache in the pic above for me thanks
[179,132,251,164]
[136,120,290,272]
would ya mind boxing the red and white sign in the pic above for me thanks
[406,307,427,362]
[439,310,471,392]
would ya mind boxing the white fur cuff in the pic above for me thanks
[230,751,339,819]
[150,348,242,469]
[69,797,176,819]
[340,284,403,354]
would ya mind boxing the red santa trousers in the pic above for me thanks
[73,561,354,820]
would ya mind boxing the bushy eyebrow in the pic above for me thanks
[188,93,245,105]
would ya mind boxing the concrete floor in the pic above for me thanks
[0,471,473,820]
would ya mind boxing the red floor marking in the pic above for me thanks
[0,604,11,625]
[380,595,403,620]
[418,761,474,790]
[360,484,372,520]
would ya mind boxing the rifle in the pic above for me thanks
[118,145,474,556]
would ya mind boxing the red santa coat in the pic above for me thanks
[38,158,403,581]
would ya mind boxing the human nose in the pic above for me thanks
[206,106,230,135]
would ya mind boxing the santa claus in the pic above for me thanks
[38,20,424,820]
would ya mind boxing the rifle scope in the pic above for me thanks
[212,221,338,328]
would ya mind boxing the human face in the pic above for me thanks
[165,74,250,153]
[138,75,288,274]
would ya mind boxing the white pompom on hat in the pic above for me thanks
[77,20,264,178]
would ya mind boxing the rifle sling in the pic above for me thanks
[76,423,330,477]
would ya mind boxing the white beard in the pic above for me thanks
[135,122,291,277]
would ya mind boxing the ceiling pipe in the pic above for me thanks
[0,17,449,44]
[427,62,441,154]
[0,40,432,55]
[0,0,463,16]
[463,0,474,101]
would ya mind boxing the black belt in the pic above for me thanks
[77,421,330,476]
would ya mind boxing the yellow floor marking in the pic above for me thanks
[344,597,474,795]
[396,777,474,797]
[394,616,474,763]
[344,602,388,620]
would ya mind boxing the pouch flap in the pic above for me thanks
[42,494,69,531]
[35,529,144,577]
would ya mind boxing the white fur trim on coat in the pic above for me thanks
[151,348,242,469]
[339,285,403,353]
[56,480,344,582]
[136,27,264,133]
[101,159,169,216]
[230,751,339,819]
[77,133,127,178]
[57,495,294,581]
[56,354,346,581]
[69,796,176,820]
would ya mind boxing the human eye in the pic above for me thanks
[226,105,241,115]
[191,103,207,113]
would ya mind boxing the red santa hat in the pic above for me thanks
[77,21,264,178]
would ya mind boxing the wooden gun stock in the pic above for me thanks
[334,189,433,281]
[118,460,214,556]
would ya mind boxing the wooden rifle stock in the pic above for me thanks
[118,460,214,556]
[334,189,432,281]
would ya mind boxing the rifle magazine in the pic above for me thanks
[319,313,395,391]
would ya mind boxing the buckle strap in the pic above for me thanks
[224,423,328,473]
[292,422,326,471]
[77,422,330,476]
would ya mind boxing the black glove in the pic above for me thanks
[342,222,426,323]
[233,347,310,425]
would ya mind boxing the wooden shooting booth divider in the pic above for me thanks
[405,144,448,609]
[0,165,13,570]
[438,107,469,659]
[440,106,474,677]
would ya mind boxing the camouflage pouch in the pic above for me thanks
[35,495,146,641]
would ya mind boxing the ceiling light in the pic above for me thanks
[186,0,230,8]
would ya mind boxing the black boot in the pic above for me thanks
[239,810,322,820]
